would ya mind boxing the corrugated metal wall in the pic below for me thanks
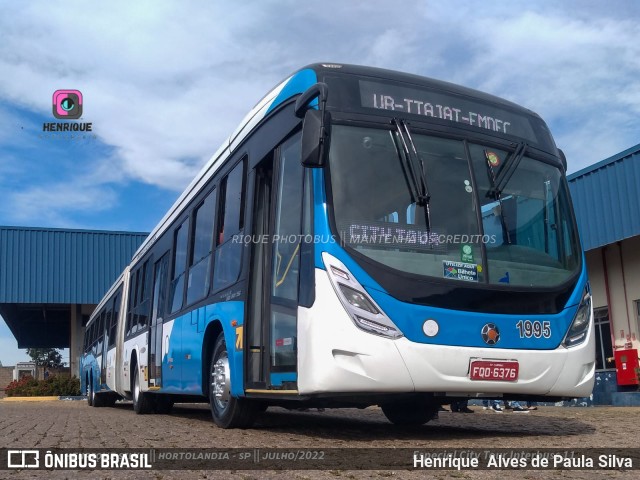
[568,144,640,251]
[0,227,147,304]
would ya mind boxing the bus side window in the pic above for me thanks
[134,259,151,331]
[170,219,189,314]
[186,189,216,305]
[104,302,113,350]
[108,289,121,349]
[213,158,245,291]
[126,271,137,337]
[86,323,93,353]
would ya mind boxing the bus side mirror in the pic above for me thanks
[295,83,329,168]
[300,109,329,168]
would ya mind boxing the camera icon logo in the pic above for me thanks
[52,90,83,119]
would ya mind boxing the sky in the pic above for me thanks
[1,0,639,366]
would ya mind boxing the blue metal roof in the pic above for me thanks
[0,226,148,304]
[568,143,640,251]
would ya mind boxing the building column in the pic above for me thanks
[69,304,83,377]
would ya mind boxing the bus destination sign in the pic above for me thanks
[359,79,539,143]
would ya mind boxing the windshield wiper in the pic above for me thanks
[390,118,432,232]
[490,142,527,198]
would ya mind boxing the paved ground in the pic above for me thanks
[1,400,638,479]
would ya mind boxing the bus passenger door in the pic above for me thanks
[247,133,303,389]
[149,253,169,388]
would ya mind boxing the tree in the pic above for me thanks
[26,348,64,379]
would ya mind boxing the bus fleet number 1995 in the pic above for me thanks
[516,320,551,339]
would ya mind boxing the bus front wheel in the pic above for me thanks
[381,400,439,426]
[209,333,258,429]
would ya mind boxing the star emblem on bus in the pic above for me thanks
[481,323,500,345]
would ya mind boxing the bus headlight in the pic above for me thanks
[563,290,592,347]
[322,252,403,339]
[338,284,379,314]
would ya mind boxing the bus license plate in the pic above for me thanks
[469,360,519,382]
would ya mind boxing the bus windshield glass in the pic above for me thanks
[328,125,580,288]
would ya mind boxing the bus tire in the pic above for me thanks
[209,333,258,429]
[132,366,154,414]
[381,400,438,426]
[92,390,105,408]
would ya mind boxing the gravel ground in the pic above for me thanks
[1,400,638,479]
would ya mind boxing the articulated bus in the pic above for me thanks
[81,63,594,427]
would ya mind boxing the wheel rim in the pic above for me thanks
[134,371,140,405]
[211,352,230,411]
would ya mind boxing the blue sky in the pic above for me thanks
[1,0,640,366]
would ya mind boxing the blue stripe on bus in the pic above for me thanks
[318,232,587,349]
[313,168,330,270]
[162,300,245,397]
[367,268,587,350]
[266,68,318,114]
[80,353,109,395]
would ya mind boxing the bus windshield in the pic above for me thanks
[328,125,580,288]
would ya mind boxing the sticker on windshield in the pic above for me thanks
[461,244,474,262]
[485,151,501,168]
[443,260,478,282]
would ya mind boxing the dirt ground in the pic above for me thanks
[1,400,638,479]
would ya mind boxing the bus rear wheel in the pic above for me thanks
[92,389,106,407]
[381,400,439,426]
[86,376,93,407]
[132,366,154,414]
[209,332,258,429]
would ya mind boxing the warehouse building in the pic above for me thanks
[0,226,147,376]
[568,143,640,405]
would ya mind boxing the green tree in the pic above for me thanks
[26,348,64,379]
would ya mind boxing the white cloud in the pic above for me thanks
[1,0,639,211]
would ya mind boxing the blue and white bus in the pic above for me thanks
[81,63,594,427]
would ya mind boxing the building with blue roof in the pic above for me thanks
[0,226,147,375]
[568,143,640,404]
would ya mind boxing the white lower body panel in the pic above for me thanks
[297,269,595,398]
